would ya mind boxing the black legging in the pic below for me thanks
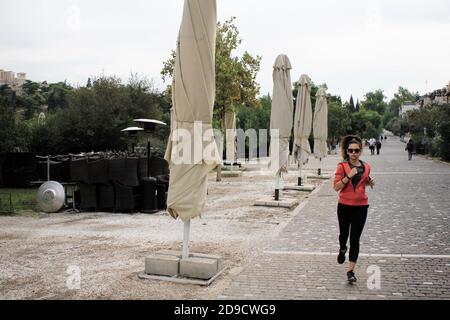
[337,203,368,263]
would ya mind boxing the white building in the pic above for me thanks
[0,70,16,84]
[0,69,27,93]
[400,101,420,117]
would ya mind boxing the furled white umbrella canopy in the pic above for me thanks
[164,0,220,258]
[313,87,329,160]
[270,54,294,198]
[293,74,313,165]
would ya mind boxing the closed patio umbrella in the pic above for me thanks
[270,54,294,200]
[292,74,313,185]
[165,0,220,259]
[313,87,329,175]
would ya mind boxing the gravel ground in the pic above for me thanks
[0,159,329,300]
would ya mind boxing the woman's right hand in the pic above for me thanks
[349,168,358,178]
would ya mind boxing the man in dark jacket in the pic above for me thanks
[406,139,414,161]
[376,140,382,155]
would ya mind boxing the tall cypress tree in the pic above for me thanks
[347,95,355,113]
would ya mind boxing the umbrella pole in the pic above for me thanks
[298,159,303,186]
[318,158,322,176]
[275,174,281,201]
[182,220,191,259]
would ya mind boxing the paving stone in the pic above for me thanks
[223,137,450,300]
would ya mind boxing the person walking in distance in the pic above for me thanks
[368,138,376,156]
[406,139,415,161]
[334,135,375,283]
[376,139,382,155]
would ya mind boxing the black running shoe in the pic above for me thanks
[347,271,357,284]
[337,248,347,265]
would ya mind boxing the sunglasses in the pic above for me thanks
[347,148,361,154]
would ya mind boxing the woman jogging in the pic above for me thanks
[333,135,375,283]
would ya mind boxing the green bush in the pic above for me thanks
[429,136,442,157]
[437,106,450,161]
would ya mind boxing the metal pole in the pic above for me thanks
[47,157,50,181]
[298,159,303,186]
[275,174,281,201]
[183,220,191,259]
[147,136,151,178]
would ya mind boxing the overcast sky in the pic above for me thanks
[1,0,449,101]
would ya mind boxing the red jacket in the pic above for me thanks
[334,161,371,206]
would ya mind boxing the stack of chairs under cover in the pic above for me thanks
[0,154,6,187]
[109,157,141,213]
[88,158,114,212]
[150,156,170,210]
[71,158,97,212]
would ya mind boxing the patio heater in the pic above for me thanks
[133,119,167,214]
[121,127,144,153]
[133,119,167,178]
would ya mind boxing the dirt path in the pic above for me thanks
[0,158,333,300]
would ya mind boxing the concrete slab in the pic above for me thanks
[145,254,180,277]
[284,185,316,192]
[254,197,299,209]
[222,165,246,172]
[307,174,332,180]
[221,171,243,178]
[180,257,218,280]
[156,250,224,272]
[138,266,228,286]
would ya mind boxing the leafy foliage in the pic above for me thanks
[161,17,261,131]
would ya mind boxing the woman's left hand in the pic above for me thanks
[368,179,375,189]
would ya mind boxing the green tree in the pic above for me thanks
[328,101,351,144]
[21,80,40,96]
[0,103,19,153]
[161,17,262,128]
[361,90,388,115]
[384,87,418,128]
[346,95,355,114]
[46,75,169,155]
[237,94,271,132]
[389,87,417,115]
[406,104,439,140]
[47,82,71,112]
[350,109,383,138]
[437,105,450,160]
[0,85,17,108]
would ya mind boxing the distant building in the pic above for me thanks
[400,101,420,117]
[418,81,450,107]
[0,69,27,94]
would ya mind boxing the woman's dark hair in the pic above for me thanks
[340,135,363,161]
